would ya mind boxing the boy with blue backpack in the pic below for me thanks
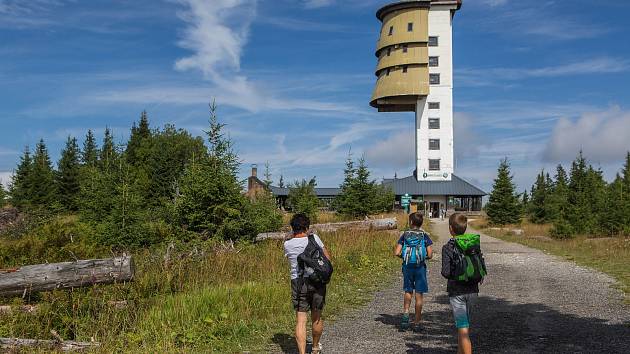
[394,212,433,331]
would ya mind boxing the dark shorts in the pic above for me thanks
[402,265,428,294]
[291,279,326,312]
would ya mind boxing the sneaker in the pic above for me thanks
[401,313,410,330]
[413,323,422,333]
[311,342,322,353]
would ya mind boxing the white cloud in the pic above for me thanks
[543,106,630,163]
[483,0,508,6]
[171,0,356,113]
[364,130,414,169]
[454,112,490,161]
[302,0,334,9]
[458,57,629,87]
[476,3,609,41]
[0,171,12,189]
[173,0,256,77]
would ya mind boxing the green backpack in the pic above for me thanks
[453,234,487,282]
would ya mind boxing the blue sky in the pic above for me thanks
[1,0,630,194]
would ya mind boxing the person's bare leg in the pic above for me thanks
[457,328,472,354]
[295,311,308,354]
[414,293,424,324]
[403,292,413,313]
[311,310,323,352]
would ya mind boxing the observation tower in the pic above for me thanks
[371,0,462,182]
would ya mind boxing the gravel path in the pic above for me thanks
[270,219,630,353]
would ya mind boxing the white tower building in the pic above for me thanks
[371,0,461,182]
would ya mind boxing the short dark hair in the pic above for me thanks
[290,213,310,233]
[449,213,468,235]
[409,212,424,228]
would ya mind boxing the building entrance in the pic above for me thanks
[430,202,440,218]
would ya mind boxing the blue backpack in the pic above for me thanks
[401,231,427,266]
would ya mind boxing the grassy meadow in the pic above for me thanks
[0,213,406,353]
[470,218,630,302]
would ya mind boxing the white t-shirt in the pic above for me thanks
[284,234,325,280]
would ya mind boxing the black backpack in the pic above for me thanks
[297,235,333,286]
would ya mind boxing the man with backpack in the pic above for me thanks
[394,212,433,331]
[441,213,488,354]
[284,213,333,354]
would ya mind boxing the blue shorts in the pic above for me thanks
[402,265,428,293]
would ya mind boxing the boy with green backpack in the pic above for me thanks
[441,213,487,354]
[394,212,433,331]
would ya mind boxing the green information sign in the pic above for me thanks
[401,194,412,213]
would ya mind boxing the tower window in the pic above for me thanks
[402,65,408,73]
[386,68,390,76]
[430,73,441,85]
[408,23,414,32]
[429,118,440,129]
[428,102,440,109]
[387,48,391,56]
[403,44,408,53]
[429,139,441,150]
[428,36,439,47]
[389,26,394,36]
[429,56,439,67]
[429,159,440,171]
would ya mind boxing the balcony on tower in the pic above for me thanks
[370,1,431,112]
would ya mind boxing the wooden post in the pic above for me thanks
[0,256,134,297]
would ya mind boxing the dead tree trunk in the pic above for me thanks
[0,337,99,352]
[256,218,398,241]
[0,256,134,297]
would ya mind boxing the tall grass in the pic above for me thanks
[470,218,630,303]
[0,219,401,352]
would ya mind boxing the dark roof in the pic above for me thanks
[376,0,462,21]
[382,174,486,196]
[269,186,341,197]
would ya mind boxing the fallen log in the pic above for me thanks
[0,304,38,315]
[256,218,398,241]
[0,337,99,352]
[0,256,134,297]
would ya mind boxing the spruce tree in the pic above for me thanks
[353,157,379,217]
[585,166,607,234]
[30,139,58,209]
[9,146,34,209]
[263,161,273,187]
[0,182,6,207]
[622,152,630,233]
[100,127,118,171]
[334,154,356,215]
[565,152,592,235]
[548,164,569,222]
[334,155,393,217]
[603,174,625,235]
[521,189,530,215]
[279,174,285,188]
[56,136,81,211]
[176,103,252,239]
[529,170,550,224]
[126,110,152,166]
[288,178,319,223]
[486,158,521,225]
[82,130,99,166]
